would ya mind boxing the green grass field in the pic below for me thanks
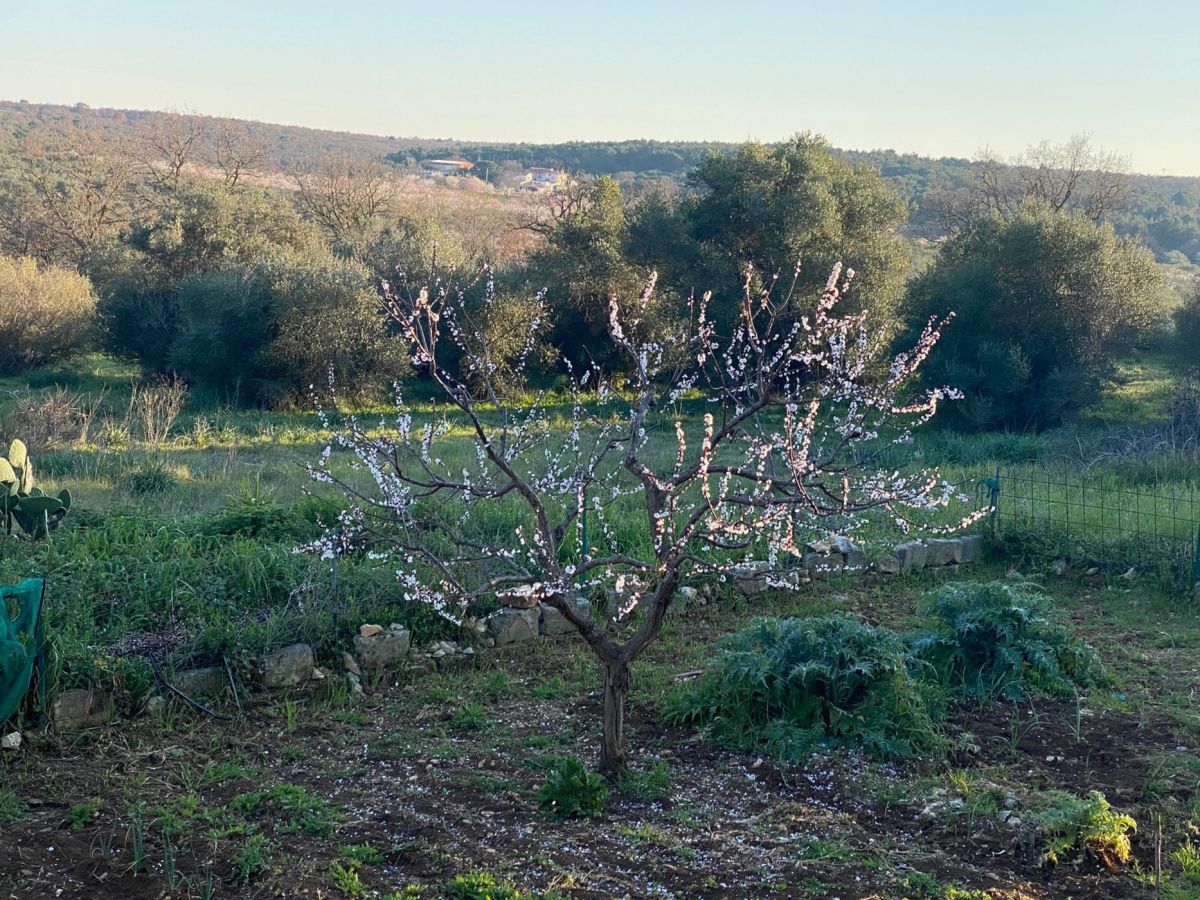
[2,354,1200,898]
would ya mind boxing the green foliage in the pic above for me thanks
[677,134,910,333]
[664,614,943,760]
[618,760,673,802]
[443,872,530,900]
[904,203,1163,430]
[1174,285,1200,366]
[231,783,336,837]
[231,834,272,885]
[1031,790,1136,869]
[536,756,609,820]
[122,459,176,496]
[911,581,1107,702]
[0,789,27,824]
[62,796,103,831]
[169,249,408,405]
[0,255,96,374]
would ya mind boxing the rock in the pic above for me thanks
[353,627,412,671]
[1005,794,1019,810]
[145,695,166,715]
[169,666,226,698]
[804,553,844,577]
[844,549,869,570]
[260,643,315,689]
[874,555,902,575]
[959,534,984,564]
[831,535,859,555]
[540,596,591,636]
[51,687,112,731]
[1005,815,1022,829]
[667,586,697,619]
[497,585,542,609]
[486,607,539,645]
[342,652,362,678]
[1,731,20,750]
[806,537,836,554]
[1119,567,1137,581]
[894,541,928,573]
[359,623,383,638]
[1050,558,1069,576]
[925,538,963,567]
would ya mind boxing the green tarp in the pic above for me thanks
[0,578,44,725]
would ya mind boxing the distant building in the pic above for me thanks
[519,167,568,192]
[421,159,475,177]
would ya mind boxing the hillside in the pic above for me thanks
[3,99,1199,264]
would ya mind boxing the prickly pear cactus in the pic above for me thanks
[0,439,70,539]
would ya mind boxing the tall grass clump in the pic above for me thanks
[911,580,1107,702]
[664,614,943,760]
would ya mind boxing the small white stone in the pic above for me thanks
[1,731,21,750]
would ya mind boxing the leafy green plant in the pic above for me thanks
[664,614,943,760]
[341,844,385,866]
[329,860,367,898]
[232,834,272,885]
[911,581,1107,702]
[443,872,530,900]
[536,757,608,820]
[0,789,27,824]
[1032,790,1136,870]
[62,796,103,831]
[618,760,673,802]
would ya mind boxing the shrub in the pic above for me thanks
[123,459,177,496]
[911,581,1107,702]
[0,255,97,374]
[170,251,409,405]
[1175,284,1200,365]
[664,614,943,760]
[904,203,1162,430]
[1032,790,1136,870]
[536,757,608,820]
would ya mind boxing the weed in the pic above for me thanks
[536,757,608,820]
[232,834,272,885]
[62,797,103,831]
[1032,790,1136,870]
[444,872,530,900]
[449,701,488,732]
[341,843,386,866]
[232,783,336,838]
[329,860,367,898]
[618,760,673,802]
[0,789,26,824]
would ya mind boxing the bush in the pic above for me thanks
[904,203,1162,430]
[1175,284,1200,366]
[664,614,942,760]
[0,255,96,374]
[911,581,1107,702]
[1032,790,1136,870]
[536,757,608,820]
[170,251,409,405]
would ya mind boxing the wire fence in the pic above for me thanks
[982,466,1200,593]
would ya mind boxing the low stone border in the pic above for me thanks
[36,533,988,731]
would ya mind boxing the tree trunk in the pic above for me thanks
[599,656,631,776]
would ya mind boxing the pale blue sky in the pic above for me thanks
[2,1,1198,174]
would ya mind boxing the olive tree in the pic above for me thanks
[306,264,981,774]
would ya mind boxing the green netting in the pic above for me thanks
[0,578,44,725]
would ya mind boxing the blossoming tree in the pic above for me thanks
[306,263,982,773]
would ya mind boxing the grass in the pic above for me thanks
[2,353,1200,895]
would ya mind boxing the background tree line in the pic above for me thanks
[0,102,1195,430]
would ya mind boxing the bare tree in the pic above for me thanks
[290,153,398,251]
[306,264,985,774]
[15,129,136,263]
[512,178,592,236]
[131,111,208,195]
[211,122,272,187]
[977,135,1130,223]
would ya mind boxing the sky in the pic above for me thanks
[2,0,1198,175]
